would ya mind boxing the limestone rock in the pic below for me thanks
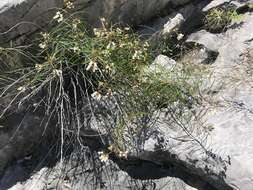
[1,1,253,190]
[0,0,193,45]
[150,54,177,71]
[162,13,185,35]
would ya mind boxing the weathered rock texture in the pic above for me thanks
[0,0,193,45]
[1,0,253,190]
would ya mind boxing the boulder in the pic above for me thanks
[1,0,253,190]
[149,54,177,72]
[162,13,185,35]
[0,0,193,45]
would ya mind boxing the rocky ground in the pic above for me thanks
[0,0,253,190]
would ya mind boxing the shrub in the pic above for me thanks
[0,11,200,154]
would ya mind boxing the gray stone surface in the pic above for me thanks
[150,54,177,71]
[203,12,253,190]
[162,13,185,35]
[1,0,253,190]
[0,0,193,45]
[179,45,219,65]
[123,2,253,190]
[151,6,253,190]
[186,30,223,52]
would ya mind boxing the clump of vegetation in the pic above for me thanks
[249,3,253,10]
[204,7,242,33]
[152,30,186,59]
[0,7,201,158]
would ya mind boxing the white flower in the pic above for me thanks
[93,28,103,37]
[86,60,98,72]
[72,19,81,30]
[116,28,123,34]
[35,64,43,71]
[52,69,62,77]
[108,145,114,151]
[177,33,184,41]
[39,42,46,49]
[91,91,102,101]
[53,11,64,23]
[144,41,150,48]
[65,1,74,9]
[33,103,38,107]
[106,42,116,50]
[42,32,49,39]
[119,43,125,48]
[132,50,142,60]
[98,151,109,162]
[72,46,80,53]
[40,32,50,40]
[100,17,106,23]
[17,86,26,91]
[105,65,112,73]
[118,151,128,159]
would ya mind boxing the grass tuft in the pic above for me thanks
[204,7,242,33]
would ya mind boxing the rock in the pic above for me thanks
[139,1,208,44]
[179,44,218,65]
[0,0,193,45]
[162,13,185,35]
[118,4,253,190]
[186,30,223,52]
[1,153,196,190]
[202,0,231,12]
[0,97,56,176]
[138,2,199,37]
[186,6,253,190]
[202,0,250,12]
[150,54,177,71]
[1,0,253,190]
[147,13,185,47]
[0,0,63,45]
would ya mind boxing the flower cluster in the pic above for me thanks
[72,18,81,30]
[86,60,98,72]
[98,151,109,162]
[53,11,64,23]
[65,0,74,9]
[98,145,128,163]
[52,69,62,77]
[39,32,50,49]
